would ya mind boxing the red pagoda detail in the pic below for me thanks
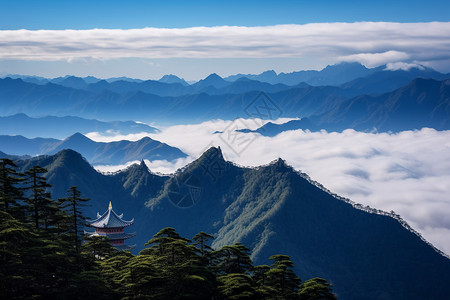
[86,202,136,251]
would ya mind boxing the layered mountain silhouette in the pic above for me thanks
[224,62,449,90]
[0,133,186,164]
[340,65,449,95]
[158,74,189,86]
[238,118,320,137]
[4,62,448,91]
[0,77,358,123]
[312,78,450,132]
[1,65,449,131]
[245,78,450,134]
[0,150,30,160]
[225,62,378,86]
[0,113,158,139]
[9,147,450,300]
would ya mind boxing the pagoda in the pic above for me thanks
[86,202,136,251]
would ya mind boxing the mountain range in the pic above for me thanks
[0,133,186,164]
[242,78,450,134]
[0,113,158,139]
[2,76,449,132]
[6,62,447,90]
[9,147,450,300]
[2,62,448,99]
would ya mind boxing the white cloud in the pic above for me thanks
[89,121,450,256]
[385,62,426,71]
[1,23,450,69]
[338,51,410,67]
[94,161,140,174]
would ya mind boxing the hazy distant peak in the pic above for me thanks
[65,132,93,142]
[194,73,229,89]
[203,73,223,80]
[234,77,253,82]
[105,76,143,83]
[158,74,189,86]
[82,76,102,84]
[256,70,277,77]
[321,62,370,73]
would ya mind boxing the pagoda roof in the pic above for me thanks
[85,230,136,240]
[87,202,134,228]
[115,244,136,251]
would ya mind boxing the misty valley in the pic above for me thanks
[2,62,450,299]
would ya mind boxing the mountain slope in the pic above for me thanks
[313,78,450,132]
[0,113,158,139]
[192,73,230,90]
[158,74,189,86]
[147,148,450,299]
[0,133,186,164]
[248,78,450,133]
[341,66,450,95]
[13,149,169,248]
[1,73,449,131]
[238,118,319,136]
[54,76,89,90]
[8,147,450,299]
[0,135,59,155]
[48,133,188,164]
[86,79,191,97]
[225,62,378,86]
[224,62,448,88]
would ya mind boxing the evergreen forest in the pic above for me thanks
[0,159,336,299]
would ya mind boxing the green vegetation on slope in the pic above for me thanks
[0,159,335,299]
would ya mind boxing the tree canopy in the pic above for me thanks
[0,161,336,299]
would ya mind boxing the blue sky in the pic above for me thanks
[1,0,449,80]
[2,0,450,29]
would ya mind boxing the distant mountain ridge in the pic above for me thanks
[0,76,364,123]
[0,113,158,139]
[0,133,186,164]
[4,62,448,96]
[158,74,189,86]
[1,63,449,130]
[240,78,450,134]
[8,147,450,300]
[225,62,379,86]
[312,78,450,132]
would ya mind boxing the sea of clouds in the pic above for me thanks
[89,119,450,256]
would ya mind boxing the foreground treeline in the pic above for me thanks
[0,159,336,299]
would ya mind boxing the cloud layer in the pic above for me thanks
[91,122,450,256]
[1,22,450,68]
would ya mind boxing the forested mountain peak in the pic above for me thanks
[5,147,450,298]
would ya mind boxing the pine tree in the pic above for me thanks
[298,277,336,300]
[141,227,215,299]
[212,243,253,275]
[141,227,191,262]
[0,209,34,298]
[0,159,24,217]
[24,166,53,230]
[193,231,214,256]
[217,273,256,300]
[99,251,134,297]
[58,186,90,259]
[266,254,301,299]
[82,235,117,261]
